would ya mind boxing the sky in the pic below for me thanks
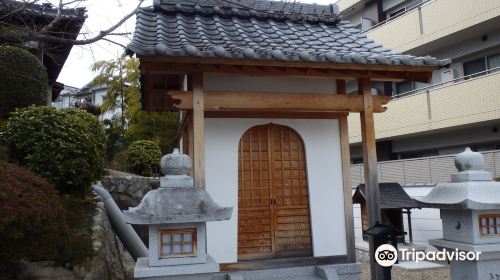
[57,0,334,88]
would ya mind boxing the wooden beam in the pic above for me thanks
[359,78,383,279]
[168,91,390,113]
[141,61,432,83]
[192,73,205,188]
[176,110,191,142]
[339,116,355,262]
[140,55,438,74]
[205,111,347,119]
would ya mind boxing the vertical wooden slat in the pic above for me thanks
[340,116,355,262]
[192,73,205,188]
[337,80,346,95]
[359,78,383,280]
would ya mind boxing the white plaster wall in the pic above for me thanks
[204,73,337,94]
[205,118,346,264]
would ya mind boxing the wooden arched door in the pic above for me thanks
[237,124,313,260]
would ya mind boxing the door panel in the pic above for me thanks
[238,124,312,260]
[270,125,313,258]
[238,125,273,260]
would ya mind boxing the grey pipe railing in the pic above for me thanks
[92,184,148,261]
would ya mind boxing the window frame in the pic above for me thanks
[478,214,500,237]
[159,228,197,258]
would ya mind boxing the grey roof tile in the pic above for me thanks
[355,183,422,209]
[127,0,450,67]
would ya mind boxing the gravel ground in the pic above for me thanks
[358,252,451,280]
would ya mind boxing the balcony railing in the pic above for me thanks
[392,66,500,99]
[351,149,500,186]
[347,69,500,143]
[364,0,431,33]
[365,0,500,53]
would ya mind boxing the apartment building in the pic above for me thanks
[338,0,500,246]
[339,0,500,162]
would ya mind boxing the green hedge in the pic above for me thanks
[0,106,106,195]
[0,46,48,119]
[127,140,162,176]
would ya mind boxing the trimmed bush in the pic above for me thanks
[0,46,49,119]
[127,140,162,176]
[0,160,66,270]
[0,106,106,195]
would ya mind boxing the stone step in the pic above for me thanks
[227,263,361,280]
[133,261,361,280]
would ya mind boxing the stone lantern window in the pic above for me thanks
[478,215,500,236]
[159,228,197,258]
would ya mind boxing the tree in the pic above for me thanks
[0,0,145,47]
[92,56,140,144]
[0,106,106,195]
[126,140,162,176]
[92,56,178,158]
[0,45,48,119]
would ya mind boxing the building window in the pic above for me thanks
[479,214,500,236]
[159,229,197,258]
[464,53,500,79]
[393,81,429,97]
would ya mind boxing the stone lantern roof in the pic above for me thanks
[123,149,232,225]
[417,148,500,210]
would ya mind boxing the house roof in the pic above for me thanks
[353,182,421,209]
[0,0,86,100]
[126,0,449,68]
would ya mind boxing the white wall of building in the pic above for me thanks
[203,73,337,93]
[205,118,346,264]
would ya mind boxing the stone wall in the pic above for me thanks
[17,198,134,280]
[101,177,159,209]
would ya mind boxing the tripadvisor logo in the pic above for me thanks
[375,244,482,267]
[375,244,398,267]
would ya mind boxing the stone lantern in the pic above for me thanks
[418,148,500,280]
[123,149,233,279]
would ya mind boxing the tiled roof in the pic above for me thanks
[127,0,449,67]
[0,0,86,20]
[354,183,422,209]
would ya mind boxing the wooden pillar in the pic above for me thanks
[340,115,355,262]
[192,73,205,188]
[359,78,383,280]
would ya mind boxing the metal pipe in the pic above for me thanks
[92,184,148,261]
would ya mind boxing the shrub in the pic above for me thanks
[0,106,106,195]
[127,140,162,176]
[0,160,66,270]
[0,46,49,119]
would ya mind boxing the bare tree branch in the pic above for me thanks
[39,0,63,34]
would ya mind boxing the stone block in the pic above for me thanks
[134,255,219,279]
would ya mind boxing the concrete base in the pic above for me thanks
[430,239,500,280]
[134,255,219,279]
[134,260,361,280]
